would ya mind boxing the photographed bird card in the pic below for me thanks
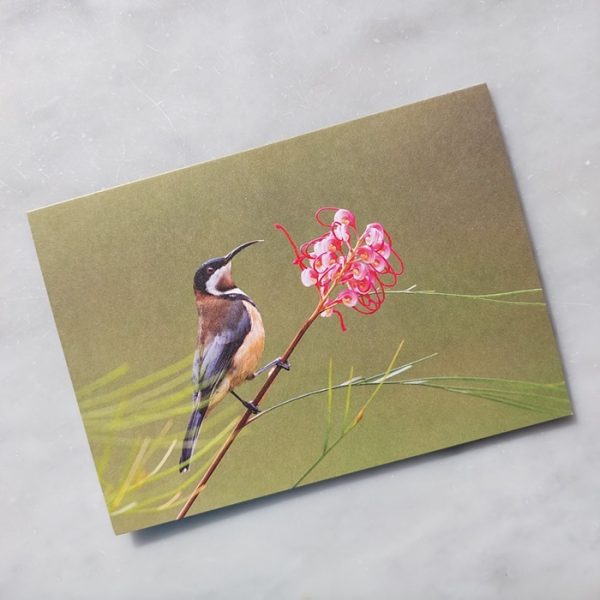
[28,84,572,534]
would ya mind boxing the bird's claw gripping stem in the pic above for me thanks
[241,400,261,414]
[276,358,291,371]
[254,357,291,377]
[230,390,261,414]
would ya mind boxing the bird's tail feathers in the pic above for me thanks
[179,402,207,473]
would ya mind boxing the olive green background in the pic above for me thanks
[28,84,569,533]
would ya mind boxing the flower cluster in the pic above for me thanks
[275,207,404,330]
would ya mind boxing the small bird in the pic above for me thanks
[179,240,288,472]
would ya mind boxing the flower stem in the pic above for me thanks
[387,287,545,306]
[291,434,346,488]
[176,302,325,520]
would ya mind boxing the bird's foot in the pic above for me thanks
[276,358,290,371]
[241,399,261,414]
[230,390,261,414]
[254,357,291,377]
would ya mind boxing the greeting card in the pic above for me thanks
[28,84,571,533]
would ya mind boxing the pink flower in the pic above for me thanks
[313,251,337,273]
[301,267,318,287]
[333,208,356,228]
[378,242,391,259]
[332,222,351,243]
[348,275,374,295]
[347,261,370,281]
[335,288,359,307]
[356,245,376,264]
[275,207,404,331]
[312,237,331,256]
[364,223,385,250]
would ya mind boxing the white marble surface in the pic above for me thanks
[1,1,599,598]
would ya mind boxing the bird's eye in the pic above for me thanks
[206,267,215,275]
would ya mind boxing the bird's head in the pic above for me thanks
[193,240,263,296]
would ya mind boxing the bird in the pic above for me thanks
[179,240,289,473]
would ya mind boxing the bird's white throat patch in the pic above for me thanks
[205,263,246,297]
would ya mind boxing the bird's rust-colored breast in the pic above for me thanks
[194,292,234,345]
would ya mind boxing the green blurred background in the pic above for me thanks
[29,85,569,533]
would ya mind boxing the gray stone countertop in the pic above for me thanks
[1,2,599,598]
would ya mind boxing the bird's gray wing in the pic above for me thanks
[181,300,251,472]
[192,300,251,404]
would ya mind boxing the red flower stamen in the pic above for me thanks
[274,223,304,267]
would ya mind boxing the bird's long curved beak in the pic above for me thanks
[224,239,264,264]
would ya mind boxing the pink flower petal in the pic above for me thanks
[372,253,388,273]
[334,208,356,228]
[356,245,376,264]
[378,241,391,259]
[313,251,337,273]
[332,222,350,242]
[301,268,318,287]
[313,237,330,256]
[325,234,343,253]
[363,223,385,249]
[335,288,359,307]
[348,276,374,295]
[349,261,370,281]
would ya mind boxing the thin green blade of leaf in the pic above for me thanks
[79,352,194,408]
[343,366,355,430]
[387,287,545,306]
[363,352,438,383]
[323,358,334,452]
[339,375,365,386]
[353,340,405,419]
[403,377,571,416]
[78,363,130,399]
[251,352,437,422]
